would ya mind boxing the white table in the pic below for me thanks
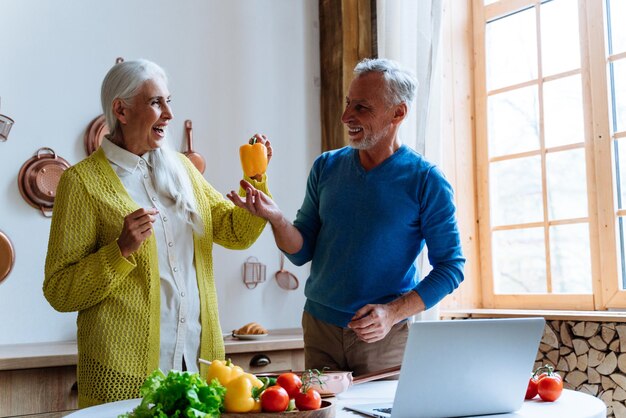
[65,381,606,418]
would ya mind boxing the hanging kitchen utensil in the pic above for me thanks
[0,97,15,142]
[275,252,299,290]
[18,147,71,217]
[84,114,109,156]
[242,256,266,289]
[183,119,206,173]
[0,230,15,284]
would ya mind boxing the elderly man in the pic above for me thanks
[229,58,465,375]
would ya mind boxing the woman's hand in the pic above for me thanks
[117,208,159,257]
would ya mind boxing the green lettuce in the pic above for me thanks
[118,369,226,418]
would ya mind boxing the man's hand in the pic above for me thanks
[227,180,282,222]
[347,304,397,343]
[348,291,427,343]
[117,208,159,257]
[227,180,304,254]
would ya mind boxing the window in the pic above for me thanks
[474,0,626,309]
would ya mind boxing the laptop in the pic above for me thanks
[344,318,545,418]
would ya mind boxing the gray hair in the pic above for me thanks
[101,59,168,134]
[354,58,418,108]
[100,59,203,233]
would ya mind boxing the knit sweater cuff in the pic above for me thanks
[104,240,137,277]
[243,173,270,196]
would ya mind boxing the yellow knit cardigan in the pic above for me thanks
[43,148,268,407]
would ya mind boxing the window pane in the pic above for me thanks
[488,86,540,157]
[490,156,543,226]
[611,59,626,133]
[543,75,585,148]
[493,228,546,293]
[486,7,537,91]
[541,0,581,77]
[609,0,626,55]
[550,223,592,293]
[546,149,588,220]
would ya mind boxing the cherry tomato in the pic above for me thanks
[537,374,563,402]
[261,385,290,412]
[525,376,539,400]
[276,372,303,399]
[295,388,322,411]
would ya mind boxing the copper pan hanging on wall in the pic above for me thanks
[18,147,71,217]
[0,230,15,285]
[84,114,109,156]
[183,119,206,173]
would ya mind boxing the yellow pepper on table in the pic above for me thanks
[239,138,268,178]
[205,359,244,386]
[224,372,264,413]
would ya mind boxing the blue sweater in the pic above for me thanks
[285,145,465,327]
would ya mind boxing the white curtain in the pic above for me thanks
[376,0,444,321]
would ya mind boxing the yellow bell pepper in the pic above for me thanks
[206,359,244,386]
[224,372,264,413]
[239,139,268,178]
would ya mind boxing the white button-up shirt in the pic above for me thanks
[101,138,201,373]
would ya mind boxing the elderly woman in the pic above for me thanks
[43,59,271,407]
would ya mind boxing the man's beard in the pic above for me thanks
[348,125,390,150]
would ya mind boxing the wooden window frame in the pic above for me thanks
[472,0,626,310]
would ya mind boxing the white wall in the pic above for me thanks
[0,0,320,344]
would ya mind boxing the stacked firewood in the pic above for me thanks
[535,320,626,418]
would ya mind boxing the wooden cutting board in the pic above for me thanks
[222,400,334,418]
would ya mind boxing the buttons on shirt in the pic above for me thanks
[163,216,168,222]
[173,267,179,272]
[144,174,149,179]
[180,318,186,323]
[139,160,145,165]
[152,197,157,202]
[181,292,185,297]
[168,242,174,247]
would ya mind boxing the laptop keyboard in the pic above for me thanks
[374,407,392,414]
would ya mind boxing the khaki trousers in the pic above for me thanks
[302,311,409,377]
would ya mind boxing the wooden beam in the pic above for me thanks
[319,0,375,151]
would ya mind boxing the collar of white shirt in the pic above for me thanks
[101,136,152,173]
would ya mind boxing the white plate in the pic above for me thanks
[232,333,269,340]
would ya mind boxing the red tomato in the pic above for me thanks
[261,385,290,412]
[537,374,563,402]
[525,376,539,400]
[295,388,322,411]
[276,372,303,399]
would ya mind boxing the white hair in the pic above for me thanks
[354,58,418,108]
[101,59,203,233]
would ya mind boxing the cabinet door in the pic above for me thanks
[0,366,77,417]
[227,349,304,374]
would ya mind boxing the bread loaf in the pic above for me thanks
[233,322,268,335]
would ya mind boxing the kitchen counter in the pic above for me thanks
[0,328,303,371]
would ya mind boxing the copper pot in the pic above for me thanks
[18,147,71,217]
[84,114,109,156]
[0,230,15,284]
